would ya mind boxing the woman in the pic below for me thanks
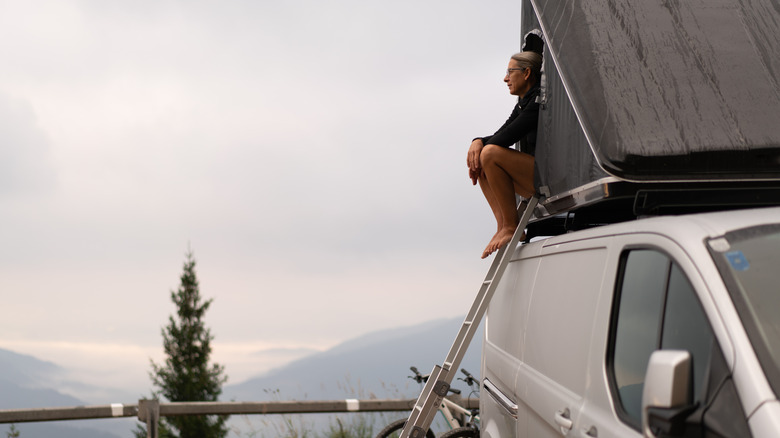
[467,51,542,259]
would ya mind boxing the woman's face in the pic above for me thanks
[505,59,530,96]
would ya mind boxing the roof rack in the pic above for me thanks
[526,178,780,240]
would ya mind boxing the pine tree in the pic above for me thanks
[6,424,20,438]
[148,250,228,438]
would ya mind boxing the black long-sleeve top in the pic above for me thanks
[477,82,541,156]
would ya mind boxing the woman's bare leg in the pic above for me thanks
[477,172,505,256]
[478,145,534,258]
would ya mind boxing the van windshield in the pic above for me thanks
[709,224,780,396]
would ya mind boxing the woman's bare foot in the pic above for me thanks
[482,231,502,259]
[482,224,525,259]
[481,226,516,259]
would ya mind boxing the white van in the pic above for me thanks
[473,0,780,436]
[481,205,780,438]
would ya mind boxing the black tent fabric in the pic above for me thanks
[530,0,780,182]
[535,40,609,196]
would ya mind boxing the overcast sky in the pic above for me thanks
[0,0,525,395]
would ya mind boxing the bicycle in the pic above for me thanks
[375,366,480,438]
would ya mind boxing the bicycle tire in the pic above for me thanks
[375,418,436,438]
[438,426,479,438]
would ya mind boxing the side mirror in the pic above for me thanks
[641,350,695,438]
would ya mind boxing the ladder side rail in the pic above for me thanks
[402,365,447,438]
[400,196,539,438]
[441,196,537,370]
[402,365,446,437]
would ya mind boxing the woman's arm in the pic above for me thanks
[484,102,539,148]
[467,138,484,185]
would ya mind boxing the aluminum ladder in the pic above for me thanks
[399,195,540,438]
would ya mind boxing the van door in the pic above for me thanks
[518,241,609,437]
[576,234,749,438]
[482,250,541,438]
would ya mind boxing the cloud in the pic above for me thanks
[0,93,56,195]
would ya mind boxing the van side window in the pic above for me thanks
[610,250,669,423]
[608,249,714,427]
[660,263,714,402]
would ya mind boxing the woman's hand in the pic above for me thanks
[467,139,484,185]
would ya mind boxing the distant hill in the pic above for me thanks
[223,316,483,402]
[0,349,84,410]
[0,349,131,438]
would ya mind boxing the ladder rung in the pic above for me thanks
[482,280,492,285]
[462,321,472,327]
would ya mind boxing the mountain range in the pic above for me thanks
[0,348,130,438]
[222,316,483,402]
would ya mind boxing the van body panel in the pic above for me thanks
[749,401,780,438]
[483,247,544,437]
[486,257,541,360]
[487,242,609,436]
[479,396,518,438]
[572,241,631,438]
[482,347,520,417]
[520,363,582,437]
[481,207,780,436]
[727,294,778,420]
[677,241,738,371]
[523,246,607,395]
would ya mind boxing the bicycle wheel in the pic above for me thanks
[438,426,479,438]
[375,418,436,438]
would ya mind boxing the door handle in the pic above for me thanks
[554,408,573,433]
[483,378,518,418]
[582,425,598,437]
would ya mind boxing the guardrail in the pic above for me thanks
[0,397,480,438]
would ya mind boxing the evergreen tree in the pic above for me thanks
[6,424,20,438]
[147,250,228,438]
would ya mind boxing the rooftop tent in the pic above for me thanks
[526,0,780,185]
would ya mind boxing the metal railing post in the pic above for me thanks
[138,399,160,438]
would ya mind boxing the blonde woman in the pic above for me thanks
[467,51,542,259]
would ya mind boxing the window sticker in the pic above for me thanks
[709,237,730,252]
[726,250,750,272]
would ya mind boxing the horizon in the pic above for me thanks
[1,314,474,404]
